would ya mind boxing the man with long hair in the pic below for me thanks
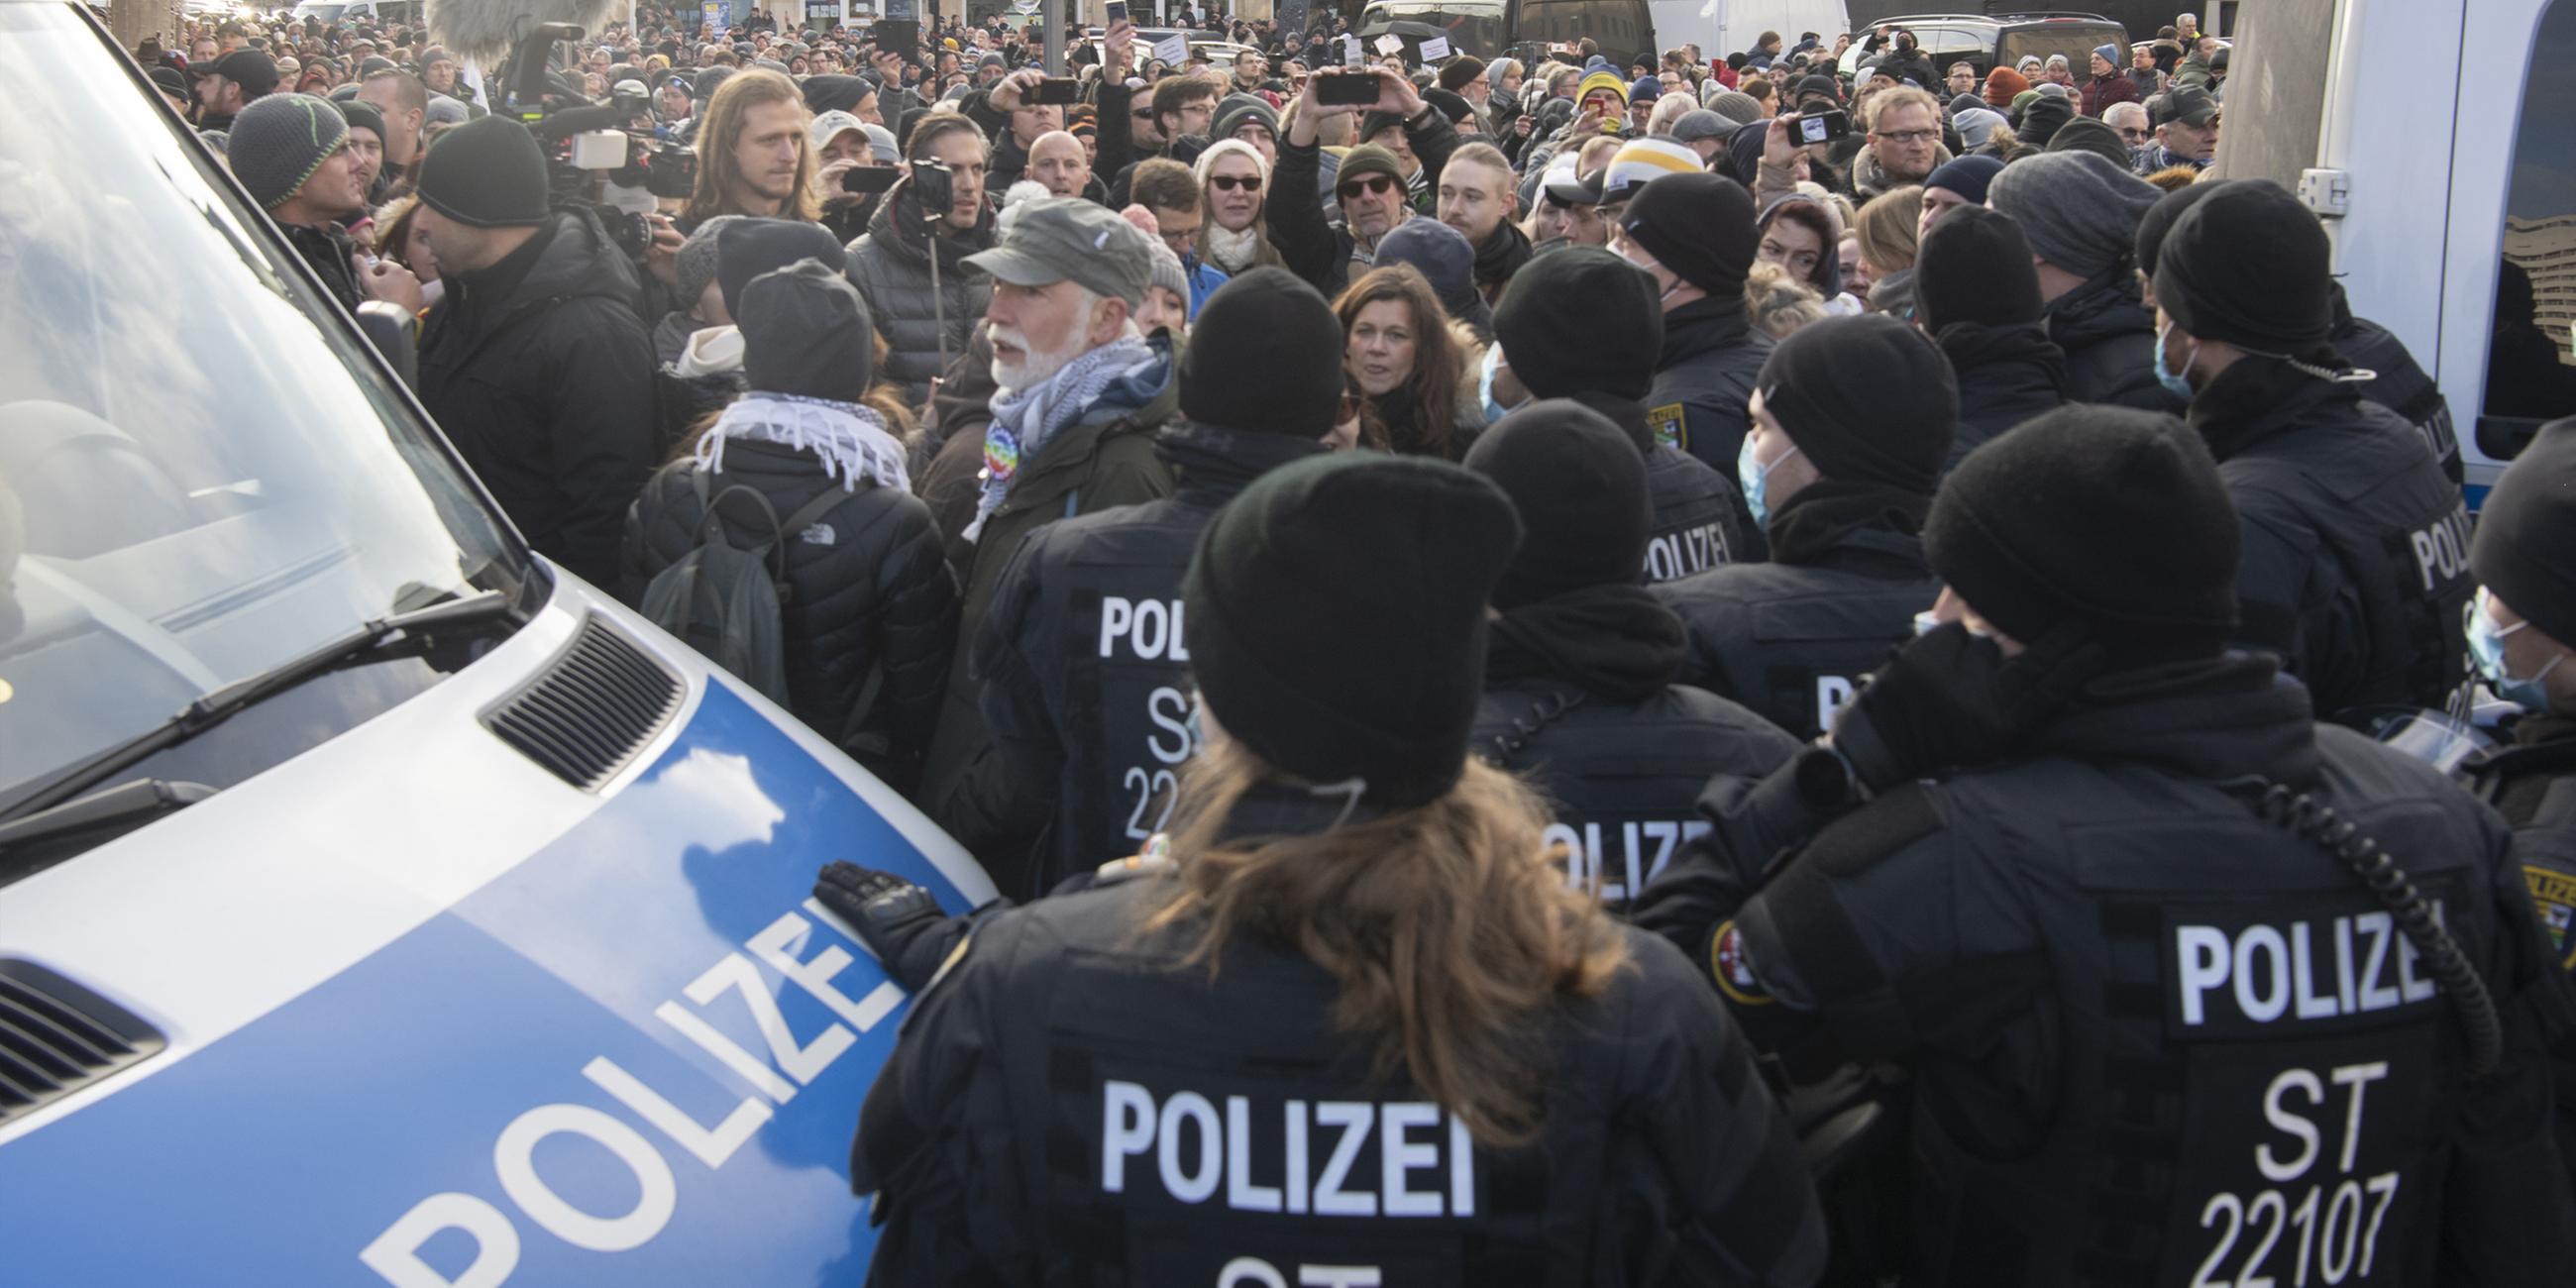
[678,67,819,231]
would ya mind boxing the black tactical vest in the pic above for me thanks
[1656,527,1939,740]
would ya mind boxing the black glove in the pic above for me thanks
[1830,620,2106,794]
[813,861,953,988]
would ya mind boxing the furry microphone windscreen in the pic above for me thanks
[425,0,627,62]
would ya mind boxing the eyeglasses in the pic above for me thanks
[1873,128,1939,145]
[1338,174,1396,199]
[1208,173,1262,192]
[1132,107,1154,119]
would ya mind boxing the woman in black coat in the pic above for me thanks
[622,259,958,794]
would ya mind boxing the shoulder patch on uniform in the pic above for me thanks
[1709,918,1774,1006]
[2523,865,2576,970]
[1644,401,1685,451]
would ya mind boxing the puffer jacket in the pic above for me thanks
[2045,268,2183,413]
[848,180,996,410]
[619,436,957,790]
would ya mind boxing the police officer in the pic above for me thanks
[1464,399,1798,912]
[1636,405,2574,1286]
[1620,171,1773,477]
[2454,417,2576,1192]
[1655,314,1951,740]
[2151,179,2474,724]
[850,453,1829,1286]
[1488,247,1760,580]
[930,268,1342,896]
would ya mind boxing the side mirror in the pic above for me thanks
[356,300,417,388]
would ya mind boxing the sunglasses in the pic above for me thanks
[1338,174,1396,199]
[1209,173,1261,192]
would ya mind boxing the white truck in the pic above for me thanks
[1648,0,1850,60]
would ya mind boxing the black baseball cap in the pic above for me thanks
[195,50,279,97]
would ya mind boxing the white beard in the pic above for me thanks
[989,325,1088,396]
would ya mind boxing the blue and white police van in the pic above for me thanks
[0,5,993,1281]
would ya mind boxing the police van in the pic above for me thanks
[0,3,993,1281]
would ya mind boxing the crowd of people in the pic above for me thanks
[135,5,2576,1283]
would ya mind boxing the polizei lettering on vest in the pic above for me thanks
[2173,908,2441,1028]
[1644,522,1729,583]
[1100,1081,1476,1218]
[2407,503,2473,594]
[1100,596,1191,661]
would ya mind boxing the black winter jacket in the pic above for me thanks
[2044,268,2183,413]
[1935,319,2070,471]
[619,436,957,788]
[2332,286,2461,483]
[418,207,656,588]
[932,425,1328,897]
[1646,296,1773,475]
[847,181,996,410]
[2192,356,2475,722]
[1269,108,1460,297]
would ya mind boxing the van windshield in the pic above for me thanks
[0,5,529,812]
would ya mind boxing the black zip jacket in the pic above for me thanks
[1934,319,2070,472]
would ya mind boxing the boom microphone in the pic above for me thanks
[424,0,626,62]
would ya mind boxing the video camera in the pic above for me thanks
[499,21,698,258]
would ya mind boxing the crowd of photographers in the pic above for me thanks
[127,6,2576,1283]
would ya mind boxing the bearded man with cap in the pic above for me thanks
[1490,247,1759,582]
[413,115,655,589]
[930,268,1343,897]
[917,197,1179,831]
[841,449,1829,1287]
[1916,205,2069,470]
[1652,315,1950,741]
[623,260,954,788]
[1273,68,1460,295]
[1639,404,2576,1288]
[1986,149,2176,411]
[2153,180,2477,723]
[1622,171,1773,476]
[1467,400,1798,913]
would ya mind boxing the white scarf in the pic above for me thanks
[1202,221,1266,273]
[695,393,912,494]
[672,324,745,378]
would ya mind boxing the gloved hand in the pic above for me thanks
[813,862,952,982]
[1829,621,2106,794]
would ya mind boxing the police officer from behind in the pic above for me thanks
[1488,247,1760,580]
[2454,418,2576,1192]
[851,454,1828,1286]
[2153,180,2474,723]
[1655,314,1950,741]
[1465,400,1799,913]
[1621,171,1773,477]
[930,268,1343,896]
[1636,406,2575,1286]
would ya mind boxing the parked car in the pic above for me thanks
[1838,10,2127,79]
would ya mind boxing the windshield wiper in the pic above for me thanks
[0,779,217,855]
[0,590,517,826]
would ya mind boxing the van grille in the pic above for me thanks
[0,961,165,1124]
[483,617,683,791]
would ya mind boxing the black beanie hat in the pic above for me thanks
[1491,248,1664,403]
[1619,171,1758,300]
[2015,94,2074,147]
[2044,115,2132,168]
[2132,179,2223,282]
[2155,180,2335,356]
[2470,417,2576,650]
[414,115,550,228]
[1463,399,1650,608]
[1183,454,1522,808]
[1916,205,2044,332]
[715,218,850,317]
[739,259,874,402]
[1756,314,1957,493]
[1926,405,2240,661]
[1182,268,1344,437]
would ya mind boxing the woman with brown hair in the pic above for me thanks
[1335,264,1480,461]
[839,451,1826,1285]
[1849,183,1923,316]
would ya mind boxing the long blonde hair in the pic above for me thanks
[683,68,821,225]
[1141,738,1630,1146]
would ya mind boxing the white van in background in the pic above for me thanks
[1650,0,1849,59]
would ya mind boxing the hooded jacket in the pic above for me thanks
[917,339,1182,828]
[2044,267,2183,412]
[1934,319,2071,471]
[847,178,997,408]
[620,435,957,788]
[417,206,655,588]
[932,424,1327,897]
[1646,295,1774,474]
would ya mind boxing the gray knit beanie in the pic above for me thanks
[1144,238,1189,306]
[1703,89,1764,126]
[1986,150,2163,280]
[229,93,350,209]
[677,215,740,311]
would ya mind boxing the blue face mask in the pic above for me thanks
[1478,344,1518,424]
[2468,591,2567,713]
[2154,319,2199,403]
[1738,436,1800,528]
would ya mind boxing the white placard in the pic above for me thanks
[1418,35,1449,61]
[1342,34,1363,65]
[1151,32,1188,63]
[1374,32,1404,54]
